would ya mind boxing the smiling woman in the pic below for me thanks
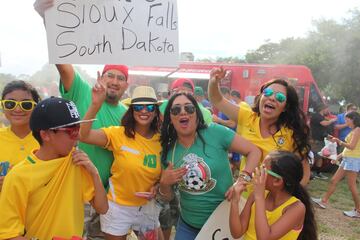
[0,80,41,190]
[79,85,164,239]
[208,68,311,188]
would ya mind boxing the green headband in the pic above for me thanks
[267,169,283,179]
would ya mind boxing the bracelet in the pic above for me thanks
[158,187,167,196]
[239,172,252,183]
[241,170,251,177]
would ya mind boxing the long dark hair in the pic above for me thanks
[268,151,317,240]
[2,80,41,103]
[252,79,310,160]
[345,111,360,128]
[160,93,207,167]
[121,105,161,138]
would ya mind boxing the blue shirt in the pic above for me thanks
[337,113,351,141]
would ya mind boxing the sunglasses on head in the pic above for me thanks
[133,104,156,112]
[1,100,37,111]
[106,72,126,82]
[51,125,80,139]
[266,169,283,179]
[170,104,196,116]
[262,88,287,103]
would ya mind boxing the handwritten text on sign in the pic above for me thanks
[45,0,179,66]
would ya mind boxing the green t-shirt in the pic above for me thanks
[59,72,128,188]
[165,123,235,228]
[160,99,212,125]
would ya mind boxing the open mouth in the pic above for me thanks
[179,118,190,127]
[263,103,276,112]
[138,115,150,120]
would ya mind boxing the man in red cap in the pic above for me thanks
[35,1,128,238]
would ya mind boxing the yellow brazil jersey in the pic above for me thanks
[0,127,39,167]
[244,194,301,240]
[342,131,360,158]
[239,101,251,110]
[0,149,94,239]
[103,126,161,206]
[237,107,294,170]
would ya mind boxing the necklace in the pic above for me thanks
[171,134,197,167]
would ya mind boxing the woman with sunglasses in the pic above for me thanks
[0,80,40,191]
[158,92,261,240]
[208,68,311,186]
[229,151,317,240]
[80,83,164,240]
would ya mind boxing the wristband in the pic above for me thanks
[158,187,167,196]
[241,170,251,177]
[239,172,252,183]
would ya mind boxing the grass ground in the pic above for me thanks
[307,172,360,240]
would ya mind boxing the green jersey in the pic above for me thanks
[60,72,128,188]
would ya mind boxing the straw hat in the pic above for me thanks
[130,86,160,105]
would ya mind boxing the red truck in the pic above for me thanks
[129,62,324,113]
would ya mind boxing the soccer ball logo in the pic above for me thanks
[179,153,216,194]
[186,174,205,190]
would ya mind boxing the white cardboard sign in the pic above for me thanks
[45,0,179,67]
[195,198,246,240]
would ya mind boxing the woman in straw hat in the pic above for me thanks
[80,79,167,239]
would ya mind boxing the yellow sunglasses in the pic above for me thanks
[1,100,37,111]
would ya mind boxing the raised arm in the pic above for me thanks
[208,68,240,122]
[79,72,108,147]
[56,64,76,91]
[34,0,75,91]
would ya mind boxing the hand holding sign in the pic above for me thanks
[34,0,54,18]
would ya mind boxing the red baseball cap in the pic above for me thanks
[102,65,128,80]
[170,78,194,92]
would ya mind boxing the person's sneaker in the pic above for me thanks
[343,209,360,218]
[314,172,328,180]
[311,197,327,209]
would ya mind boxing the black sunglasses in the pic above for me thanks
[170,104,196,116]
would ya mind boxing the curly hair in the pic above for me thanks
[121,105,161,138]
[160,93,207,167]
[252,79,310,159]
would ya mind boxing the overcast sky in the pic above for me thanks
[0,0,359,77]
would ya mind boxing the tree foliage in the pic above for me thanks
[243,9,360,105]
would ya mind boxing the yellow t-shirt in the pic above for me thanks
[0,149,95,239]
[0,127,39,166]
[342,131,360,158]
[103,126,161,206]
[240,101,251,110]
[244,194,301,240]
[237,107,295,170]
